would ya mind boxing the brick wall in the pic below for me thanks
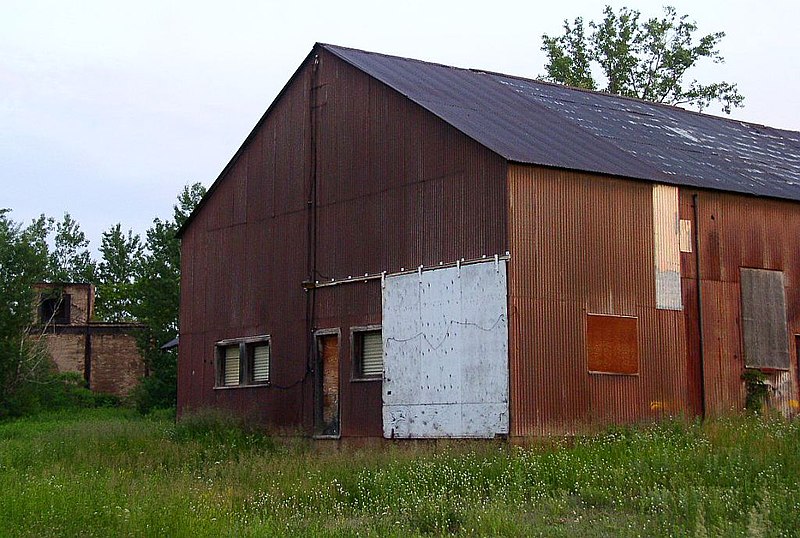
[42,333,86,374]
[90,333,146,396]
[33,283,93,325]
[31,282,146,397]
[61,283,93,324]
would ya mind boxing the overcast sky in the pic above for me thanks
[2,0,799,252]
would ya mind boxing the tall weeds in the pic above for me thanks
[0,410,797,536]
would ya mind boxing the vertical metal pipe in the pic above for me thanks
[692,193,707,419]
[305,53,321,432]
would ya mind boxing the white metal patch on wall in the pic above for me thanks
[381,260,509,438]
[653,184,683,310]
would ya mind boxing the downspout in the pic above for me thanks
[692,193,707,419]
[305,53,321,431]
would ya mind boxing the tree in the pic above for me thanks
[95,224,143,322]
[541,5,744,113]
[132,182,206,412]
[0,211,53,415]
[173,182,206,228]
[48,213,96,283]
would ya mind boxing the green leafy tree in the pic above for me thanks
[541,5,744,113]
[132,183,206,412]
[0,211,53,415]
[48,213,96,283]
[95,224,143,322]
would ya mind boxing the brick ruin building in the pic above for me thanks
[33,283,146,396]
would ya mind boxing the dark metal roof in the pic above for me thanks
[323,44,800,201]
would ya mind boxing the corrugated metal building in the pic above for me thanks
[177,44,800,438]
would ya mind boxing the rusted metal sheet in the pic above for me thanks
[679,189,800,417]
[586,314,639,375]
[178,42,800,438]
[680,277,704,415]
[382,260,509,438]
[177,47,508,437]
[699,279,745,415]
[507,164,689,436]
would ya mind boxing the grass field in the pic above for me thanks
[0,409,798,537]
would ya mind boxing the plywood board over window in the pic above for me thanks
[587,314,639,375]
[740,268,790,370]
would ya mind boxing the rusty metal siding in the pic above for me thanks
[508,165,800,435]
[507,164,689,436]
[586,315,639,374]
[679,189,800,416]
[178,48,508,436]
[312,281,383,437]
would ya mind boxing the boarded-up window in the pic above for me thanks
[223,345,240,386]
[740,268,790,369]
[354,329,383,379]
[587,314,639,375]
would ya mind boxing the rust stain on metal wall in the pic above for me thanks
[508,164,689,436]
[679,189,800,417]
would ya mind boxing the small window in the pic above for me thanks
[40,293,71,325]
[587,314,639,375]
[215,336,270,388]
[223,345,240,386]
[250,343,270,384]
[353,329,383,380]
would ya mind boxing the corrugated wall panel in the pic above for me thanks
[679,189,800,417]
[178,48,508,436]
[508,165,689,436]
[638,308,689,417]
